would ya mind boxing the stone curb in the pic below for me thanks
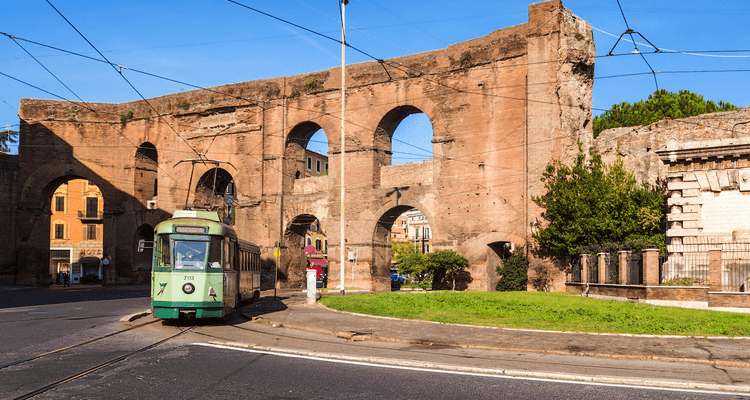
[119,309,152,322]
[242,305,750,369]
[202,340,750,395]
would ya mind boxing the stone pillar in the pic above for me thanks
[642,249,660,286]
[709,249,722,292]
[618,251,629,285]
[580,254,589,283]
[597,253,607,284]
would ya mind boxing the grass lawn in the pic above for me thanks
[319,291,750,337]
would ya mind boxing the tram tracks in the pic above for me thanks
[8,324,195,400]
[0,319,160,371]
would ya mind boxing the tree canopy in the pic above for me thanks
[396,249,470,290]
[593,90,738,137]
[532,145,665,258]
[495,248,528,292]
[1,129,17,154]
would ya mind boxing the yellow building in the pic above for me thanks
[304,149,328,178]
[49,179,104,285]
[390,209,432,253]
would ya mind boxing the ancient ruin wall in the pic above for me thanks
[14,0,595,291]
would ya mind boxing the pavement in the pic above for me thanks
[242,289,750,370]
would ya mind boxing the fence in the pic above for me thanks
[721,244,750,292]
[659,252,710,286]
[627,251,642,285]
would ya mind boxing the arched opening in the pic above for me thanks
[373,205,433,290]
[374,106,434,167]
[134,224,155,281]
[284,122,329,192]
[48,178,104,285]
[193,168,236,225]
[280,214,327,288]
[134,142,158,206]
[487,241,514,291]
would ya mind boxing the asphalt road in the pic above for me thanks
[0,286,746,399]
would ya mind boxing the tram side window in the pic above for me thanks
[158,234,170,266]
[209,237,222,268]
[224,240,235,271]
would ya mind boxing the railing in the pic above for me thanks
[78,210,103,220]
[721,245,750,292]
[627,252,643,285]
[569,257,582,283]
[660,252,710,286]
[588,257,598,283]
[605,253,618,284]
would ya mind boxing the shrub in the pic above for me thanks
[496,248,528,291]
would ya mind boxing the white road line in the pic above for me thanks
[193,342,749,396]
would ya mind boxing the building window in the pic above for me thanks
[307,157,312,171]
[54,223,65,239]
[86,225,97,240]
[307,237,312,246]
[324,240,328,254]
[316,160,321,173]
[425,227,430,239]
[86,198,98,218]
[325,163,328,174]
[55,196,65,212]
[315,239,321,252]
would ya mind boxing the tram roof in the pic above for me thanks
[172,210,221,221]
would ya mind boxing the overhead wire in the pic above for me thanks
[4,1,748,217]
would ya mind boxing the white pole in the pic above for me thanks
[340,0,347,296]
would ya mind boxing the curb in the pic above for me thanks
[244,306,750,369]
[120,309,152,322]
[202,340,750,395]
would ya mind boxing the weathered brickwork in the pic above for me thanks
[9,1,595,290]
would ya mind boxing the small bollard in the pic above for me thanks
[306,269,317,304]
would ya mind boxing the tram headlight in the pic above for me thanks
[182,283,195,294]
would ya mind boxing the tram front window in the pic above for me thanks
[174,241,209,270]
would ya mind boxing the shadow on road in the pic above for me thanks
[0,285,150,308]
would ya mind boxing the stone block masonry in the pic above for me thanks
[9,1,595,291]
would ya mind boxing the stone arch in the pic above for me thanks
[27,176,108,285]
[134,142,158,205]
[193,167,235,225]
[459,231,527,291]
[284,121,331,192]
[368,197,438,291]
[280,213,319,288]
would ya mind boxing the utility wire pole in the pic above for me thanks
[340,0,347,296]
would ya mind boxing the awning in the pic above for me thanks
[308,258,328,266]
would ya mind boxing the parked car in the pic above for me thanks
[391,271,405,288]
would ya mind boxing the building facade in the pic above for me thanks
[49,179,104,284]
[391,209,432,254]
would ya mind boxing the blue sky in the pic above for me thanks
[2,1,749,158]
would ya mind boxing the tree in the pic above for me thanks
[391,240,417,264]
[425,250,469,291]
[397,252,430,288]
[496,248,528,291]
[1,129,18,154]
[532,145,665,258]
[593,90,738,137]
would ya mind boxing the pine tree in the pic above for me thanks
[593,90,738,137]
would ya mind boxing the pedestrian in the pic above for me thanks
[57,271,63,285]
[63,272,69,287]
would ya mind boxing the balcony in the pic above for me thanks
[78,210,103,222]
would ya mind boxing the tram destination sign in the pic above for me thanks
[174,226,208,234]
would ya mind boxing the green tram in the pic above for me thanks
[150,210,261,320]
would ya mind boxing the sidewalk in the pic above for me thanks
[243,290,750,369]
